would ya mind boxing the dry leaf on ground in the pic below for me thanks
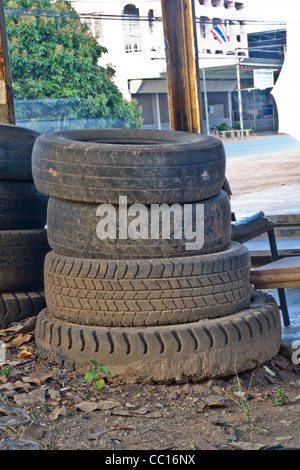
[75,400,120,412]
[0,380,34,391]
[18,350,32,360]
[5,334,32,348]
[49,406,68,421]
[22,371,53,386]
[111,409,165,419]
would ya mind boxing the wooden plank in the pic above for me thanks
[251,256,300,288]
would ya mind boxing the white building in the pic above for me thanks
[196,0,248,59]
[71,0,165,100]
[72,1,280,131]
[72,1,249,98]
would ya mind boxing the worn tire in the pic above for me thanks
[32,129,226,204]
[0,290,45,328]
[44,242,251,327]
[0,230,50,291]
[46,190,231,260]
[35,292,281,384]
[0,124,40,181]
[0,181,48,230]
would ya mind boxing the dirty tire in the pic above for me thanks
[0,181,48,230]
[44,242,251,327]
[0,230,51,291]
[0,290,45,328]
[35,292,281,384]
[46,190,231,259]
[0,124,40,181]
[32,129,226,204]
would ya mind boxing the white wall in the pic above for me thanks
[72,1,266,100]
[73,1,166,99]
[195,1,248,58]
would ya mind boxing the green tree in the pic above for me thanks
[4,0,142,129]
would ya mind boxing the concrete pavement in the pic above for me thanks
[223,133,300,159]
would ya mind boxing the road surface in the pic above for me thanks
[223,134,300,159]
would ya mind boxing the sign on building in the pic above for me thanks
[253,69,274,89]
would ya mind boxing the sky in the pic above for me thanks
[242,0,300,34]
[244,0,300,21]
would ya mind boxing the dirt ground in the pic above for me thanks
[0,142,299,453]
[226,150,300,197]
[0,330,299,452]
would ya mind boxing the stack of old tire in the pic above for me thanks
[32,129,281,384]
[0,124,50,328]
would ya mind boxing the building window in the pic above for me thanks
[212,17,223,36]
[235,2,244,10]
[148,9,154,33]
[211,0,222,7]
[94,19,103,40]
[81,17,103,40]
[224,1,234,8]
[123,4,142,53]
[82,17,93,33]
[200,16,210,39]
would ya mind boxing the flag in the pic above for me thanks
[210,24,229,44]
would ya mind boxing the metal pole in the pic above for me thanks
[253,89,257,132]
[155,93,162,130]
[161,0,201,133]
[236,57,244,138]
[267,227,290,327]
[0,0,15,124]
[228,90,233,128]
[202,69,210,135]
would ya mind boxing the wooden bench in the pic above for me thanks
[251,257,300,290]
[231,211,291,327]
[219,129,252,138]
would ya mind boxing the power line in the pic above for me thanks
[4,7,162,21]
[4,6,287,26]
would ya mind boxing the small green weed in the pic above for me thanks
[0,366,11,376]
[224,371,252,425]
[271,388,289,406]
[84,360,111,390]
[222,367,266,435]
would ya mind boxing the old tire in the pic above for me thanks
[0,290,45,328]
[46,190,231,259]
[0,181,48,230]
[32,129,226,204]
[0,124,40,181]
[44,242,251,327]
[0,229,50,291]
[35,292,281,384]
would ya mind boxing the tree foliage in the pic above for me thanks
[4,0,142,129]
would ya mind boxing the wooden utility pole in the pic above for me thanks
[0,0,15,124]
[161,0,201,134]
